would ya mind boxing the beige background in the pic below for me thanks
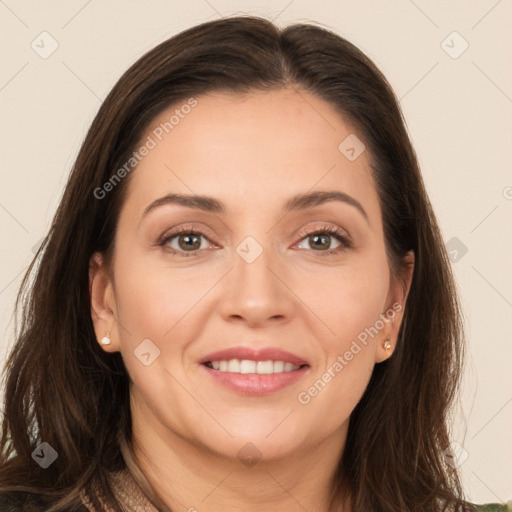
[1,0,511,505]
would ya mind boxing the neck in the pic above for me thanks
[129,397,351,512]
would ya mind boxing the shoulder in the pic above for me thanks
[0,492,89,511]
[470,503,512,512]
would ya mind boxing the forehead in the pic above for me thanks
[122,88,379,220]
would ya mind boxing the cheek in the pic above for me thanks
[307,257,389,406]
[294,256,390,348]
[295,262,385,429]
[112,247,208,336]
[111,248,223,385]
[111,256,195,406]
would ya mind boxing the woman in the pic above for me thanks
[0,15,507,512]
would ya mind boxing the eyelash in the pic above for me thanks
[157,224,353,258]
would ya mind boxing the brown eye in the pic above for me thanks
[297,232,342,252]
[295,225,352,256]
[159,229,211,257]
[176,233,202,251]
[304,233,339,251]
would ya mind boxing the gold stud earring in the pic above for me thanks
[101,332,111,345]
[383,336,392,351]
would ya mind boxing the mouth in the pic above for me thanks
[199,346,310,396]
[202,359,308,374]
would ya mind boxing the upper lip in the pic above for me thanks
[199,347,309,367]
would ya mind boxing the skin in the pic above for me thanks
[90,88,414,512]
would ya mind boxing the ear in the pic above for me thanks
[375,250,415,363]
[89,252,119,353]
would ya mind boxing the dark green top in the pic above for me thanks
[472,505,512,511]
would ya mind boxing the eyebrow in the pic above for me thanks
[142,190,368,222]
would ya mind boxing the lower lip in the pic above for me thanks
[200,364,309,396]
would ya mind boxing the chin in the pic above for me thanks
[195,426,307,463]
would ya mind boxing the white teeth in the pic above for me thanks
[284,362,295,372]
[228,359,240,372]
[240,360,256,374]
[273,360,284,373]
[256,360,273,374]
[207,359,301,374]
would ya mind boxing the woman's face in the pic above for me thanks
[91,88,413,463]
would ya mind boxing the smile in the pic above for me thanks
[199,346,310,395]
[203,359,305,374]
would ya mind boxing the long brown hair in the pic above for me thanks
[0,15,472,512]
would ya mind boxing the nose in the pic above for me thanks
[218,238,295,328]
